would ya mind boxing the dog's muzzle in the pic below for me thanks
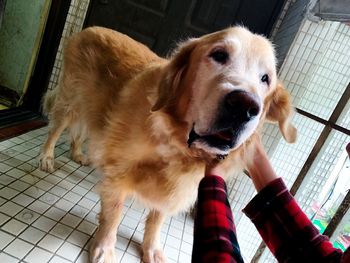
[188,90,261,151]
[219,89,260,126]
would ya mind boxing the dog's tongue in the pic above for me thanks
[213,130,232,141]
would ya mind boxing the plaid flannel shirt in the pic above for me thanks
[192,175,350,263]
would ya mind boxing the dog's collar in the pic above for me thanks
[216,154,227,160]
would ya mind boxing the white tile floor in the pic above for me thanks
[0,127,194,263]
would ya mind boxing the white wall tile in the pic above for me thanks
[56,241,81,261]
[4,239,33,259]
[25,247,53,263]
[50,223,73,239]
[0,230,15,249]
[19,226,46,244]
[1,219,28,235]
[32,216,56,232]
[0,252,18,263]
[0,201,23,216]
[38,234,64,253]
[15,209,40,224]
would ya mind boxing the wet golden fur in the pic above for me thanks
[39,26,296,263]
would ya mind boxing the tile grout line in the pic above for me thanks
[0,130,99,262]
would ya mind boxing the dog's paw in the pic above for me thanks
[143,248,167,263]
[72,154,90,166]
[90,242,117,263]
[38,155,55,173]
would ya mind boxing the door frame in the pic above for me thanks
[0,0,71,139]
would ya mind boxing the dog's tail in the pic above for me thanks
[42,88,58,116]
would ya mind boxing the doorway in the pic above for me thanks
[0,0,71,138]
[0,0,51,109]
[84,0,285,56]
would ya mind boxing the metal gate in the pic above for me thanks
[84,0,285,56]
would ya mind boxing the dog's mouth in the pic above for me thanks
[187,126,241,151]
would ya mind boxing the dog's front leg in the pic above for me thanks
[143,210,167,263]
[39,116,69,172]
[90,189,126,263]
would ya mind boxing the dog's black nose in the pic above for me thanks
[224,90,260,122]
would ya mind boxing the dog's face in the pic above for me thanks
[153,27,296,157]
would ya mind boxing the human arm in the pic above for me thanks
[243,137,346,262]
[244,138,279,191]
[192,174,244,263]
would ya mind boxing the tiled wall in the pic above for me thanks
[283,22,350,120]
[257,13,350,263]
[278,20,350,207]
[272,0,309,68]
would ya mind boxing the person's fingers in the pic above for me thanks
[205,161,225,177]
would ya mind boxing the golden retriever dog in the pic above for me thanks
[39,26,296,263]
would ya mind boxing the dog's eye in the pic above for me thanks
[209,50,229,64]
[261,74,270,85]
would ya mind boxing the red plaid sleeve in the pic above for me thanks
[243,178,349,263]
[192,175,244,263]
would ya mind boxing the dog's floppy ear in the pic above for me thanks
[151,38,198,112]
[265,82,297,143]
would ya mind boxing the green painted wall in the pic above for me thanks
[0,0,50,99]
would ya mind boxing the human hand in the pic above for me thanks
[245,136,279,191]
[204,135,279,191]
[205,162,226,177]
